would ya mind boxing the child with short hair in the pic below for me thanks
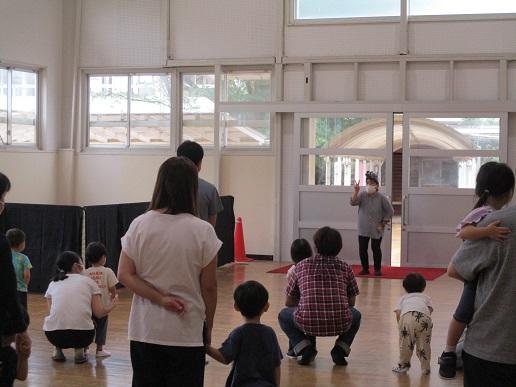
[286,238,312,283]
[393,273,433,375]
[6,228,32,311]
[207,280,282,387]
[83,242,118,358]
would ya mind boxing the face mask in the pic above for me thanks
[366,185,376,194]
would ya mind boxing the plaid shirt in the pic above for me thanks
[286,255,359,336]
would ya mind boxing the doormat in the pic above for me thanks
[267,264,447,281]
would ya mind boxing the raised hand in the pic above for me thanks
[353,180,361,194]
[486,220,511,241]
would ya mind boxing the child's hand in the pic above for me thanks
[353,180,360,194]
[486,220,511,241]
[15,332,31,358]
[160,295,186,315]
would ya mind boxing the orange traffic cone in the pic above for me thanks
[234,217,253,263]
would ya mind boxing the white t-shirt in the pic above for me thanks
[84,266,118,306]
[43,274,101,331]
[121,211,222,347]
[395,293,433,317]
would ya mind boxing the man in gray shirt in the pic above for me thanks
[177,141,223,227]
[449,206,516,386]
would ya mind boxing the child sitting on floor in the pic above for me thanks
[207,280,282,387]
[393,273,433,375]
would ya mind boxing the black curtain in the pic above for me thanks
[0,203,83,293]
[215,196,235,266]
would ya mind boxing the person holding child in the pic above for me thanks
[118,156,222,387]
[84,242,118,358]
[392,273,433,375]
[0,172,31,384]
[350,170,393,276]
[207,280,282,387]
[43,251,118,364]
[278,227,361,366]
[6,228,32,312]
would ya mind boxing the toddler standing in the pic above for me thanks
[6,229,32,312]
[393,273,433,375]
[84,242,118,358]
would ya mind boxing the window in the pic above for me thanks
[294,0,399,20]
[182,73,215,146]
[88,74,171,147]
[410,0,516,16]
[0,67,38,146]
[220,70,272,148]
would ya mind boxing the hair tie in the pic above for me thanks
[58,269,65,273]
[484,189,490,195]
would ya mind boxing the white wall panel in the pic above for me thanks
[409,20,516,55]
[220,155,275,255]
[285,24,399,57]
[284,65,305,102]
[509,62,516,101]
[407,62,448,101]
[454,61,499,101]
[313,64,355,102]
[359,62,400,101]
[80,0,165,67]
[171,0,277,60]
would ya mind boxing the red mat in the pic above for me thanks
[267,264,446,281]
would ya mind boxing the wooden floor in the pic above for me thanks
[17,261,464,387]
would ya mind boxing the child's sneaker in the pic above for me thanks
[438,351,457,379]
[96,350,111,358]
[286,349,299,359]
[74,348,88,364]
[52,347,66,362]
[392,363,410,373]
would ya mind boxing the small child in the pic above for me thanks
[0,311,30,387]
[286,238,312,283]
[6,228,32,312]
[83,242,118,358]
[393,273,433,375]
[438,161,514,379]
[207,280,282,387]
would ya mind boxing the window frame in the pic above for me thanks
[288,0,516,26]
[0,65,40,149]
[85,70,173,151]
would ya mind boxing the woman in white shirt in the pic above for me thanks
[118,157,221,387]
[43,251,117,364]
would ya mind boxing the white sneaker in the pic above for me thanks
[392,364,410,373]
[96,350,111,358]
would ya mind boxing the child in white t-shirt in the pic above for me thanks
[84,242,118,358]
[392,273,433,375]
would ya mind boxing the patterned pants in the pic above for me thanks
[398,311,433,371]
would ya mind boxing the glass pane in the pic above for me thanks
[409,117,500,150]
[182,74,215,146]
[11,70,36,144]
[0,69,7,144]
[410,156,498,188]
[410,0,516,16]
[297,0,399,19]
[221,112,270,147]
[130,74,171,147]
[89,75,128,146]
[301,117,386,149]
[301,154,384,186]
[222,71,271,102]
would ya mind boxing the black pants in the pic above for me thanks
[358,236,382,271]
[93,316,108,346]
[17,291,27,312]
[463,350,516,387]
[130,341,205,387]
[45,329,95,349]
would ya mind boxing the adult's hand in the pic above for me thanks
[160,295,186,315]
[353,180,360,194]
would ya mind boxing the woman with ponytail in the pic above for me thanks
[438,161,514,379]
[43,251,117,364]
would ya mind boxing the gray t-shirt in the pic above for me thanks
[350,191,393,239]
[451,205,516,365]
[198,178,223,223]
